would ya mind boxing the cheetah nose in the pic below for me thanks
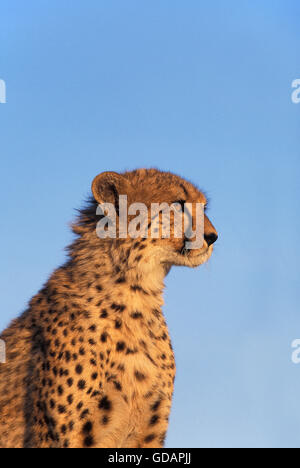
[204,232,218,246]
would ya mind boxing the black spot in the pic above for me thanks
[78,380,86,390]
[100,310,108,318]
[76,364,83,375]
[79,347,85,356]
[99,396,112,411]
[100,333,108,343]
[152,309,161,319]
[84,435,94,447]
[80,409,89,419]
[67,395,73,405]
[151,399,162,412]
[111,303,126,312]
[113,380,122,391]
[77,402,83,411]
[61,425,67,435]
[102,415,109,425]
[57,386,64,396]
[115,319,122,329]
[130,311,143,319]
[91,373,98,380]
[116,341,126,352]
[82,421,93,434]
[144,433,156,443]
[149,415,160,426]
[117,275,127,284]
[67,378,73,387]
[58,405,66,414]
[130,285,143,292]
[135,370,146,381]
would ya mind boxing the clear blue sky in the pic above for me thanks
[1,0,300,448]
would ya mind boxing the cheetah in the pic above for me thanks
[0,168,218,448]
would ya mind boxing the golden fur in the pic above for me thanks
[0,169,217,448]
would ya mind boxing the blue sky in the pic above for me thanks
[0,0,300,448]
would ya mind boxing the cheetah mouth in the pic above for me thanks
[183,245,213,265]
[179,246,209,257]
[179,237,208,257]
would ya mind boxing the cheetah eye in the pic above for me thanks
[173,200,186,211]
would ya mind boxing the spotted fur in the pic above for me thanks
[0,169,217,448]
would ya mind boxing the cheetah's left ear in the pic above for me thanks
[91,172,132,207]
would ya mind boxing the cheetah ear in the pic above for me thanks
[91,172,132,206]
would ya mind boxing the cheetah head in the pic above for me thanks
[91,169,218,271]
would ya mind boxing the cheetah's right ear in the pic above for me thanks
[91,172,132,207]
